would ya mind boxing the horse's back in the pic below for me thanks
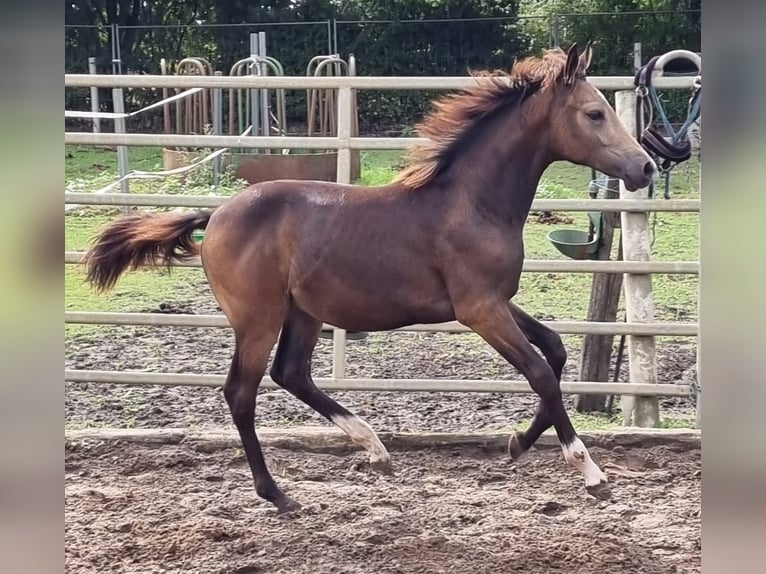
[202,177,416,281]
[202,178,454,330]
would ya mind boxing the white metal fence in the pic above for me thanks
[64,72,700,426]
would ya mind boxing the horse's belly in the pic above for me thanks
[290,268,455,331]
[323,304,456,332]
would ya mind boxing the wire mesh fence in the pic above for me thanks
[65,11,700,135]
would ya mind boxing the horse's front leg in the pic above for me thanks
[456,299,611,499]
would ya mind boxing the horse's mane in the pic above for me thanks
[393,49,571,189]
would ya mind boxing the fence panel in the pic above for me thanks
[64,73,700,422]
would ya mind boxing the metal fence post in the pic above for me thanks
[258,32,270,139]
[109,23,129,215]
[110,23,121,75]
[249,33,261,153]
[88,57,100,133]
[548,14,555,48]
[615,90,660,427]
[332,18,338,55]
[212,71,223,187]
[550,14,560,47]
[332,85,353,382]
[111,87,130,215]
[326,20,332,55]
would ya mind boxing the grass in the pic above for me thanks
[509,410,697,433]
[65,145,163,180]
[65,144,248,197]
[355,150,407,186]
[66,146,164,195]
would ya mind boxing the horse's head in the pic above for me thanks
[548,43,656,191]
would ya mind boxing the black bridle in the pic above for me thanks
[634,55,701,182]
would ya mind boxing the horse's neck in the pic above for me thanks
[448,107,551,226]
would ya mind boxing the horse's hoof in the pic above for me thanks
[507,432,527,461]
[275,496,302,515]
[586,481,613,501]
[371,457,394,476]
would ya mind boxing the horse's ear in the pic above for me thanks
[579,41,593,73]
[564,43,579,85]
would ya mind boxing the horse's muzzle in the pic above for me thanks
[622,159,656,192]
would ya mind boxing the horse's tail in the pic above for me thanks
[83,210,212,293]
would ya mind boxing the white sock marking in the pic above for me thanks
[562,437,607,487]
[331,414,390,464]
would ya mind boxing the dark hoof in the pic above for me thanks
[371,457,394,476]
[507,432,527,461]
[275,496,302,515]
[586,481,613,501]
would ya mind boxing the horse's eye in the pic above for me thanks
[586,109,604,121]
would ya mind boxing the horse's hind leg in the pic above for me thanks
[506,301,567,460]
[269,306,392,474]
[224,320,300,513]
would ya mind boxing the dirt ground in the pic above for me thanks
[65,436,701,574]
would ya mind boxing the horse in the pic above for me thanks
[82,43,656,513]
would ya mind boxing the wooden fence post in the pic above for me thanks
[331,86,353,381]
[575,177,623,412]
[614,90,660,427]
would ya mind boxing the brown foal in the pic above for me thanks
[83,43,655,513]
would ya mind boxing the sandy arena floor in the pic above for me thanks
[65,433,701,574]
